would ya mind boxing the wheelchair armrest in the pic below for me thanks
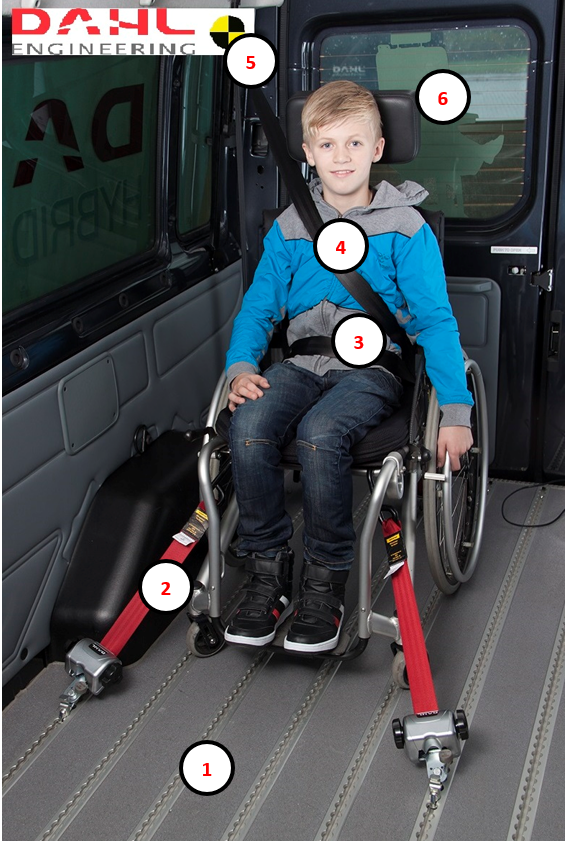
[205,371,230,437]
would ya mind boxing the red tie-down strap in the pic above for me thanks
[101,502,207,656]
[382,516,439,716]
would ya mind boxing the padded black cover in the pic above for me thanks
[50,432,206,664]
[286,90,420,165]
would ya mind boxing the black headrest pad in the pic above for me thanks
[286,90,420,165]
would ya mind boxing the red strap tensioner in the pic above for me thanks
[101,501,207,656]
[381,512,439,716]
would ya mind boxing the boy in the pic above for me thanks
[223,81,473,653]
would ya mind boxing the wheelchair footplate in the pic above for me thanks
[266,614,368,660]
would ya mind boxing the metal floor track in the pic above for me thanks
[2,479,565,841]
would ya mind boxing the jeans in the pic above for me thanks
[228,362,404,570]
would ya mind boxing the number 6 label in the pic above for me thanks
[416,70,471,125]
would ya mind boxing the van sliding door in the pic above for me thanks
[287,0,563,478]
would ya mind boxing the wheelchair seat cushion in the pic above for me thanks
[215,383,412,468]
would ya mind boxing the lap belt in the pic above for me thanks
[288,336,409,381]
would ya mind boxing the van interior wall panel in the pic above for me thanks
[2,262,242,686]
[447,278,501,463]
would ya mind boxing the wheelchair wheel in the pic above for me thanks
[423,359,489,594]
[392,649,410,689]
[187,620,225,657]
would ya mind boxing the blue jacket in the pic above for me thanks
[226,179,473,422]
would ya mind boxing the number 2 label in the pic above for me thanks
[161,582,171,595]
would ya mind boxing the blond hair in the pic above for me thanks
[301,81,383,144]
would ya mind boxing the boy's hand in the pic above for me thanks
[228,373,271,412]
[437,426,473,471]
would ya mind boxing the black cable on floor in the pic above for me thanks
[501,478,565,527]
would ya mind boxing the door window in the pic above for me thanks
[319,24,531,220]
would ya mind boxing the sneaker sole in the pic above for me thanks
[283,613,344,653]
[224,602,293,647]
[224,629,277,646]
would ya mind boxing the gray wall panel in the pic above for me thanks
[2,534,61,668]
[113,333,149,405]
[154,276,239,376]
[2,262,242,685]
[2,387,64,494]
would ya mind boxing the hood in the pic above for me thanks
[309,177,429,215]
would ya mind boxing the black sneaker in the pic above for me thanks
[224,548,294,646]
[284,562,348,653]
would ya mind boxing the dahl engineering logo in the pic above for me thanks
[11,8,254,56]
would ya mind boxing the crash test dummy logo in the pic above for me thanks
[11,8,255,56]
[209,15,246,50]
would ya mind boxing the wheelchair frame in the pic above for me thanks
[186,354,489,669]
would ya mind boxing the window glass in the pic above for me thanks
[177,55,215,235]
[320,25,531,219]
[2,56,160,315]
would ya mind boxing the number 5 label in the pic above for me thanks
[225,35,278,88]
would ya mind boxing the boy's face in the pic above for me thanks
[302,119,385,211]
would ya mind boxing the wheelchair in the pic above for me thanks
[184,90,490,686]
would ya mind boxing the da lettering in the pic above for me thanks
[13,85,144,188]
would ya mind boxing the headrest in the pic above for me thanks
[285,90,420,165]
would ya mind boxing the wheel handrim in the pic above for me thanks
[439,359,488,583]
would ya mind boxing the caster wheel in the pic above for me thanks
[392,649,410,689]
[186,621,225,658]
[392,718,405,749]
[454,709,469,740]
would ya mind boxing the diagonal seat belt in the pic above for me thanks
[250,88,415,382]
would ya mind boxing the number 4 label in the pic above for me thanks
[336,241,346,254]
